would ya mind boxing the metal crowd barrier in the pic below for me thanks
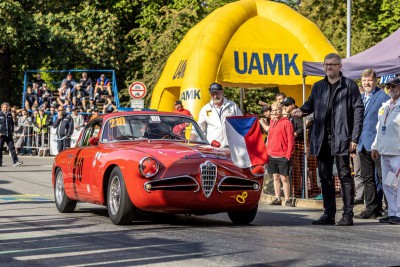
[14,125,82,156]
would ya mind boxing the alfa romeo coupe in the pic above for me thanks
[52,111,264,225]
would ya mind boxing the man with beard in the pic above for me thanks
[355,69,390,219]
[193,82,242,147]
[372,77,400,224]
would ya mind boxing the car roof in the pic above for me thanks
[100,110,192,120]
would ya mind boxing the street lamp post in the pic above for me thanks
[347,0,351,57]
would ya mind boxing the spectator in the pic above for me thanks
[283,96,304,197]
[282,97,303,141]
[33,108,51,151]
[24,86,38,110]
[32,82,42,100]
[259,104,271,137]
[275,92,286,104]
[353,84,366,205]
[53,106,74,153]
[80,72,94,99]
[57,82,69,106]
[33,73,45,87]
[61,73,77,92]
[267,101,295,207]
[0,102,23,166]
[173,100,192,117]
[49,105,58,123]
[94,73,112,100]
[90,108,100,121]
[63,99,73,113]
[15,109,31,155]
[355,69,390,219]
[192,82,242,147]
[40,83,53,104]
[72,84,87,109]
[371,77,400,225]
[38,100,50,111]
[71,107,85,132]
[86,98,96,113]
[259,104,273,195]
[102,95,118,114]
[173,100,192,136]
[292,53,364,226]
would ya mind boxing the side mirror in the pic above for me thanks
[89,136,99,146]
[210,140,221,148]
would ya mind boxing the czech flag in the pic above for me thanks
[226,115,268,168]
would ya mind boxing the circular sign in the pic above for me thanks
[128,81,147,99]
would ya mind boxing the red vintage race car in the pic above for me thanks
[52,111,264,225]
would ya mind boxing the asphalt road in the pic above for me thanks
[1,155,399,267]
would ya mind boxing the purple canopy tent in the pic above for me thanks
[302,27,400,79]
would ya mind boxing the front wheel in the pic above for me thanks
[228,204,258,224]
[107,167,136,225]
[54,168,77,213]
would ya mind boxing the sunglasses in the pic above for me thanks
[386,84,398,89]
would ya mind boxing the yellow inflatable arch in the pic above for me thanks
[150,0,336,119]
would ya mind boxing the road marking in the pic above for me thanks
[0,194,53,201]
[14,243,193,261]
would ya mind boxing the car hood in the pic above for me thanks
[110,141,230,160]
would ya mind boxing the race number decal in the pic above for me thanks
[109,117,126,128]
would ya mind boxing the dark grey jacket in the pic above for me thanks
[0,111,14,136]
[300,74,364,156]
[53,114,74,138]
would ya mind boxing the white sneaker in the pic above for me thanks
[13,161,23,166]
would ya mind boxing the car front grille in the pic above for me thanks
[200,161,217,198]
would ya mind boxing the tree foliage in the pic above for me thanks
[1,0,400,109]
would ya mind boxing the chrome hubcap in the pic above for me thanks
[109,175,121,215]
[55,171,64,204]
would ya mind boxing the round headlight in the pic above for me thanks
[139,157,159,178]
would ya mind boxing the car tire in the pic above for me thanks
[107,167,136,225]
[54,168,77,213]
[228,204,258,224]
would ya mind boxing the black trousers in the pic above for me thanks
[359,146,379,213]
[0,134,19,164]
[56,136,70,153]
[317,134,354,217]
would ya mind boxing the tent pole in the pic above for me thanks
[302,75,308,199]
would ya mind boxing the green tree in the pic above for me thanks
[374,0,400,38]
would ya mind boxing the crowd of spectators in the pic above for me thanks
[3,72,118,156]
[24,72,117,115]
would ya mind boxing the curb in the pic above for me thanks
[260,193,323,209]
[260,193,366,212]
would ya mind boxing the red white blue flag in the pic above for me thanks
[225,115,268,168]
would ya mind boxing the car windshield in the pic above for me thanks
[101,114,208,144]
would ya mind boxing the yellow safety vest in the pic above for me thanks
[34,115,48,133]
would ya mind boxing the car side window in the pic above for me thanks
[81,122,102,146]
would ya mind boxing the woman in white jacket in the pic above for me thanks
[371,77,400,225]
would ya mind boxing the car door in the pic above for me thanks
[72,120,102,201]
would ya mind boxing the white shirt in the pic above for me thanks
[197,97,242,147]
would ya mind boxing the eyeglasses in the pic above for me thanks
[386,84,398,89]
[323,63,340,68]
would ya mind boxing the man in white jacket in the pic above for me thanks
[195,83,242,147]
[371,77,400,225]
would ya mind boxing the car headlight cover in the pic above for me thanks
[139,157,159,178]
